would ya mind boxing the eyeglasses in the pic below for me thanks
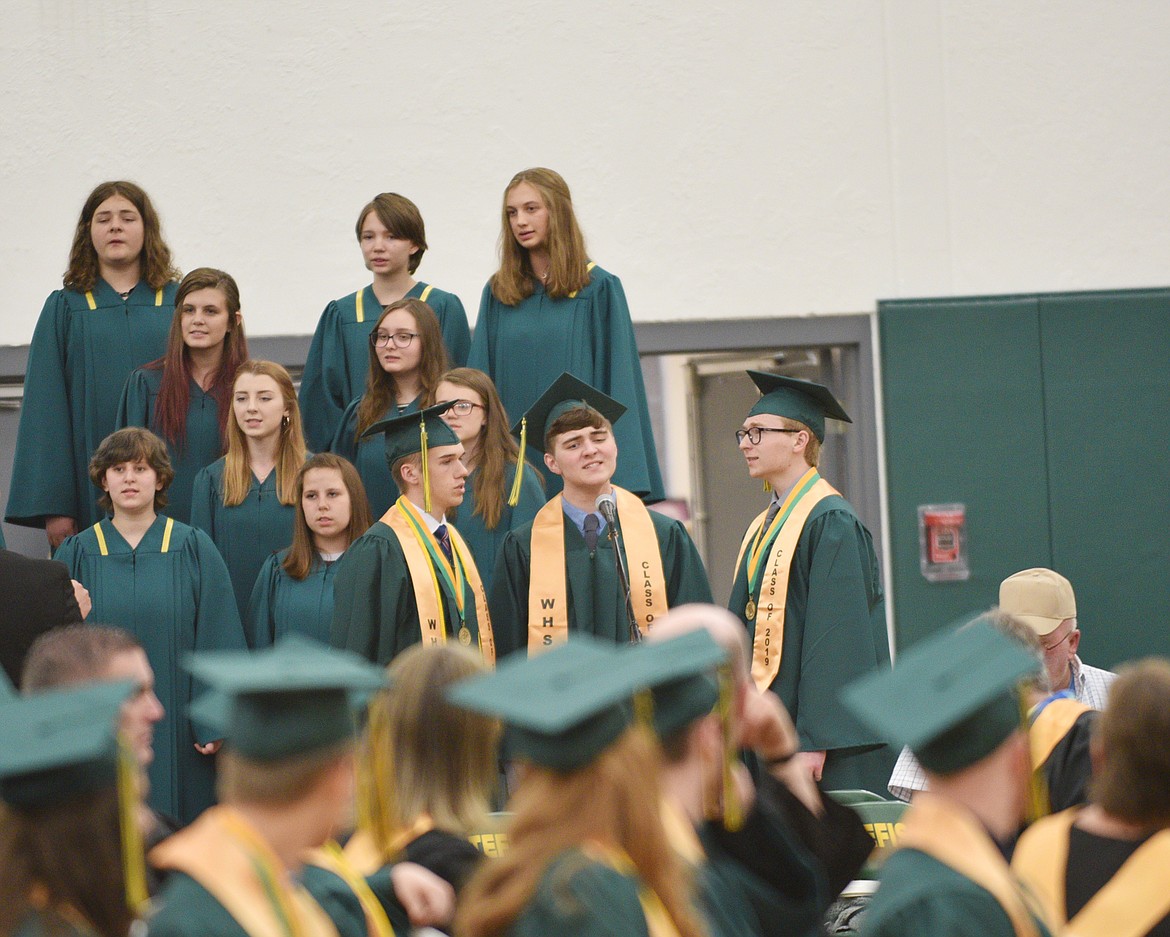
[370,330,419,349]
[1042,629,1076,653]
[444,400,485,417]
[734,427,800,446]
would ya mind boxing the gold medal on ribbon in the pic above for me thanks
[745,598,757,620]
[458,627,472,646]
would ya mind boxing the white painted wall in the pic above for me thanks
[1,1,1166,343]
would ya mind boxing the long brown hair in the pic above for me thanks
[0,789,137,937]
[490,168,591,306]
[148,268,249,451]
[223,361,307,507]
[354,299,449,442]
[283,453,372,580]
[456,726,705,937]
[355,194,428,274]
[63,181,181,292]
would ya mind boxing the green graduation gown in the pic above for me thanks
[330,396,419,518]
[300,282,470,452]
[468,266,665,501]
[6,280,177,530]
[488,507,712,657]
[117,366,225,525]
[190,458,297,623]
[447,462,545,596]
[728,495,894,794]
[300,864,414,937]
[330,518,489,665]
[13,909,95,937]
[53,515,245,824]
[246,550,340,648]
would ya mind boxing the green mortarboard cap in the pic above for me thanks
[629,631,729,739]
[511,372,627,456]
[0,667,14,698]
[360,401,461,468]
[447,637,633,772]
[746,371,852,443]
[186,635,389,762]
[0,680,136,808]
[840,616,1037,776]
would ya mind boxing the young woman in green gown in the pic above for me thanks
[246,453,372,647]
[191,361,308,622]
[300,192,471,452]
[428,368,545,595]
[6,181,181,548]
[468,168,664,501]
[117,268,249,524]
[331,298,449,516]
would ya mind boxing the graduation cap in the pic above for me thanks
[840,615,1038,776]
[0,666,14,699]
[360,401,460,513]
[186,635,389,762]
[447,636,634,772]
[746,370,852,443]
[631,630,728,740]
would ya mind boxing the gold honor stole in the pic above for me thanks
[896,794,1047,937]
[150,806,339,937]
[303,842,396,937]
[385,498,494,664]
[732,468,837,693]
[581,841,682,937]
[1012,809,1170,937]
[1029,698,1091,769]
[527,487,668,655]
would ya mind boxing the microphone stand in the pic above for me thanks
[598,497,642,644]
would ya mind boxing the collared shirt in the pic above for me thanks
[407,499,444,534]
[561,498,608,540]
[887,654,1117,802]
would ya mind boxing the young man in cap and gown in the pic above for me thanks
[729,370,891,792]
[489,372,711,657]
[330,402,494,666]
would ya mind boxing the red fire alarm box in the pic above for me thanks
[917,503,969,582]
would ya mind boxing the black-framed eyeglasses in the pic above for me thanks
[735,427,800,446]
[444,400,485,417]
[371,330,419,349]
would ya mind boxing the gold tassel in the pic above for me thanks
[718,664,743,831]
[508,418,527,507]
[762,480,772,493]
[419,415,431,515]
[116,738,150,915]
[358,693,400,861]
[633,689,655,727]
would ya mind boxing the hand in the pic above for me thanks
[71,579,92,619]
[389,861,455,927]
[194,740,223,756]
[46,516,78,551]
[739,686,800,759]
[801,750,827,782]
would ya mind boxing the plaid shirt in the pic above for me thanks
[886,655,1117,802]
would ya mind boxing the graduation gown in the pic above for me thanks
[53,515,245,823]
[300,864,414,937]
[330,518,490,666]
[246,550,340,648]
[468,266,664,501]
[6,280,177,530]
[728,495,894,794]
[300,282,470,452]
[330,396,420,518]
[13,909,96,937]
[488,507,712,657]
[448,462,545,597]
[190,458,297,623]
[117,366,225,525]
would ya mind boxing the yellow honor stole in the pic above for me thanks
[732,468,837,693]
[1029,698,1091,769]
[150,806,340,937]
[385,498,494,663]
[1012,809,1170,937]
[581,841,683,937]
[896,794,1048,937]
[527,487,668,655]
[303,841,396,937]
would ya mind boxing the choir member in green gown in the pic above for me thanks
[54,428,246,824]
[489,374,711,657]
[331,298,450,517]
[247,453,373,648]
[841,616,1056,937]
[330,404,493,667]
[191,360,308,622]
[728,371,893,794]
[0,680,150,937]
[468,168,664,501]
[301,192,471,452]
[428,367,545,595]
[117,268,249,524]
[6,181,181,548]
[148,638,454,937]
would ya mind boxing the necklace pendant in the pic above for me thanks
[745,598,757,620]
[458,626,472,646]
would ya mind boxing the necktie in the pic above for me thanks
[583,513,600,552]
[435,524,453,563]
[763,499,781,530]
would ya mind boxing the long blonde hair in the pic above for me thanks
[490,168,591,306]
[223,360,306,507]
[456,726,705,937]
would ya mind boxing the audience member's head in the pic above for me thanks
[1000,568,1079,692]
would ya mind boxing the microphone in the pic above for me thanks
[596,492,618,526]
[595,492,642,644]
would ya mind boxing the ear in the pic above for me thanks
[1067,629,1081,656]
[544,450,563,478]
[234,311,243,328]
[400,459,422,487]
[792,429,811,454]
[408,243,419,257]
[100,473,110,493]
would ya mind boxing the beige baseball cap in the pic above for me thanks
[998,568,1076,637]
